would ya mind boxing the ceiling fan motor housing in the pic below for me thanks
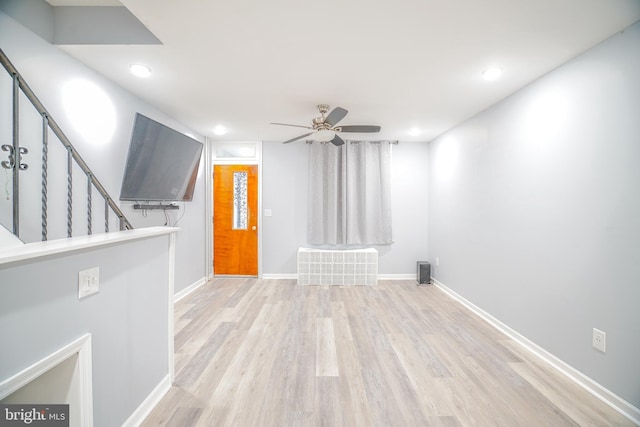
[312,117,326,128]
[314,104,331,129]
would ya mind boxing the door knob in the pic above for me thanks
[252,225,257,230]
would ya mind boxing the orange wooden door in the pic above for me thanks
[213,165,258,276]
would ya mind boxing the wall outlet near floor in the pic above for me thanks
[435,257,440,267]
[78,267,100,299]
[592,328,606,353]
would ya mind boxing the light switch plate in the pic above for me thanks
[78,267,100,299]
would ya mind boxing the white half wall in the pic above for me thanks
[0,231,174,427]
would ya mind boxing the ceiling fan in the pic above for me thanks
[271,104,381,146]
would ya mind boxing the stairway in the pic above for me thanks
[0,48,132,244]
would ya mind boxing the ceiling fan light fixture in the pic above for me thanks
[311,129,336,142]
[482,67,503,81]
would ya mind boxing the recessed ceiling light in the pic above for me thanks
[213,125,228,136]
[408,127,421,137]
[482,67,503,81]
[130,64,151,78]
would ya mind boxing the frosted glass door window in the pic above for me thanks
[233,172,248,229]
[215,143,257,158]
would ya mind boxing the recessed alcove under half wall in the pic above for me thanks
[0,334,93,427]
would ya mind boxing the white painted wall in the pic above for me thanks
[261,140,429,275]
[261,141,309,274]
[0,10,206,294]
[0,234,171,427]
[428,22,640,407]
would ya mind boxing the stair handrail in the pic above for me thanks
[0,48,133,239]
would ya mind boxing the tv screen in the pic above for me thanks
[120,113,203,201]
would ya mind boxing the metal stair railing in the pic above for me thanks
[0,48,133,240]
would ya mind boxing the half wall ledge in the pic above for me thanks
[0,226,179,266]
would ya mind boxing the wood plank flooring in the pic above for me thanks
[142,279,633,426]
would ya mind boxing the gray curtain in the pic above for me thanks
[308,140,393,245]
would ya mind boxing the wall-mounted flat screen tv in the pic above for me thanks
[120,113,203,201]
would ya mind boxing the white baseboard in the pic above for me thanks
[260,274,417,281]
[433,278,640,426]
[261,273,298,279]
[378,274,416,280]
[122,374,171,427]
[174,277,207,303]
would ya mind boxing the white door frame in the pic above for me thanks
[205,140,262,279]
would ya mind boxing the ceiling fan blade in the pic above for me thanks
[324,107,348,126]
[271,122,313,130]
[336,125,381,133]
[330,134,345,146]
[283,132,313,144]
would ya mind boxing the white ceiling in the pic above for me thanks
[50,0,640,142]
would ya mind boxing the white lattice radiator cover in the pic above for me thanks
[297,247,378,286]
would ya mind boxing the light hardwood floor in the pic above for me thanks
[142,279,633,426]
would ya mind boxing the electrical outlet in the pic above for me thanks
[435,257,440,267]
[592,328,606,353]
[78,267,100,299]
[264,209,272,217]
